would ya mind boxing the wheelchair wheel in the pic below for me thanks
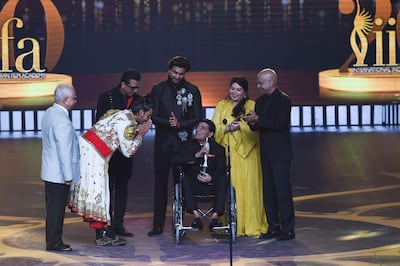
[228,186,237,243]
[172,183,182,244]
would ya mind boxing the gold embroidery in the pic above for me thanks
[124,123,138,140]
[99,109,119,120]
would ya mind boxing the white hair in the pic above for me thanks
[54,84,74,103]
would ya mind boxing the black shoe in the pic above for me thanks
[95,235,126,246]
[47,243,72,252]
[147,227,163,237]
[209,218,223,232]
[277,231,295,241]
[259,230,281,239]
[110,237,126,246]
[96,228,126,246]
[191,218,203,231]
[114,226,134,237]
[95,235,113,246]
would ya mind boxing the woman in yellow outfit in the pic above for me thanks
[212,77,267,236]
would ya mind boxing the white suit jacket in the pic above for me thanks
[41,103,80,184]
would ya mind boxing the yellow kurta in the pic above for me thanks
[212,98,267,236]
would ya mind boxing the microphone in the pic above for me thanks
[223,118,227,125]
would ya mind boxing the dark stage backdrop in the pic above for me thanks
[42,0,355,73]
[1,0,400,109]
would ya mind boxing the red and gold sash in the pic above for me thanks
[82,129,112,158]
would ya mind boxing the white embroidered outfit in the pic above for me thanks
[69,109,142,225]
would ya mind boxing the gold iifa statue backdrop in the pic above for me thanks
[319,0,400,101]
[0,0,71,109]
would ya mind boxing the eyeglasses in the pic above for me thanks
[126,84,139,90]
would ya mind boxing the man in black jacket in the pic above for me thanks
[95,69,143,239]
[148,56,203,236]
[243,68,295,241]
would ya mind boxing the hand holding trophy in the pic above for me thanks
[197,137,211,183]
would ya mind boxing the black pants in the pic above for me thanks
[45,181,69,249]
[182,177,226,216]
[152,148,179,228]
[261,160,295,233]
[108,150,133,228]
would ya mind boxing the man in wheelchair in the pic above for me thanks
[172,119,227,232]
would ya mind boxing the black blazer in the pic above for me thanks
[171,139,226,184]
[250,88,293,161]
[150,79,203,152]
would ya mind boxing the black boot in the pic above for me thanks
[95,228,112,246]
[95,229,103,239]
[105,226,126,246]
[95,226,126,246]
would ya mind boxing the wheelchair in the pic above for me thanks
[172,166,237,244]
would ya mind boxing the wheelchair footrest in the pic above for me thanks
[210,225,229,231]
[179,225,200,232]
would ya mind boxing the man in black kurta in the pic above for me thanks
[243,68,295,241]
[148,56,203,236]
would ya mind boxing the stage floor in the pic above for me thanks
[0,129,399,265]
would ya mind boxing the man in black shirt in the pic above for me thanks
[96,69,143,239]
[148,56,203,236]
[243,68,295,241]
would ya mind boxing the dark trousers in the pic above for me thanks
[45,181,69,249]
[182,175,226,216]
[261,160,295,233]
[152,148,179,228]
[108,150,132,228]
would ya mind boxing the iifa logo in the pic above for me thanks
[0,0,64,77]
[339,0,400,73]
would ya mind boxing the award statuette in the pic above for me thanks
[201,137,209,174]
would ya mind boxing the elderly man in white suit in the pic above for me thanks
[41,83,79,252]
